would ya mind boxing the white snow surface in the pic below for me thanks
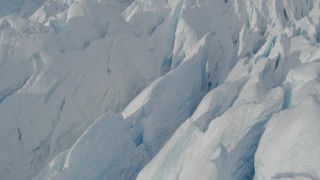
[0,0,320,179]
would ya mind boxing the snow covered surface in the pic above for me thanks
[1,0,320,179]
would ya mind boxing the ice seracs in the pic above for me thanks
[137,0,320,179]
[1,0,320,179]
[0,0,177,179]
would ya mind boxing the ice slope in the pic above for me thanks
[122,34,210,157]
[136,0,320,180]
[0,0,184,179]
[0,0,134,19]
[1,0,320,180]
[0,0,22,18]
[35,112,149,180]
[254,35,320,180]
[34,32,210,180]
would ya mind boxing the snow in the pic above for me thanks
[35,112,149,180]
[123,34,210,157]
[137,75,285,180]
[0,0,23,18]
[1,0,320,179]
[254,81,320,180]
[0,0,174,179]
[191,78,247,132]
[136,0,320,180]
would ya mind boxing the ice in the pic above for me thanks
[33,149,69,180]
[36,112,149,180]
[191,78,248,132]
[137,70,285,180]
[136,0,320,180]
[1,0,320,179]
[0,0,22,18]
[254,56,320,180]
[254,84,320,180]
[123,34,210,157]
[36,32,210,180]
[0,0,173,178]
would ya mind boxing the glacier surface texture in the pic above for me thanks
[0,0,320,180]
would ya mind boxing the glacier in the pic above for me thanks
[0,0,320,180]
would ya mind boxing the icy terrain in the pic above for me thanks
[1,0,320,179]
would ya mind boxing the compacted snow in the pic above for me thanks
[0,0,320,180]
